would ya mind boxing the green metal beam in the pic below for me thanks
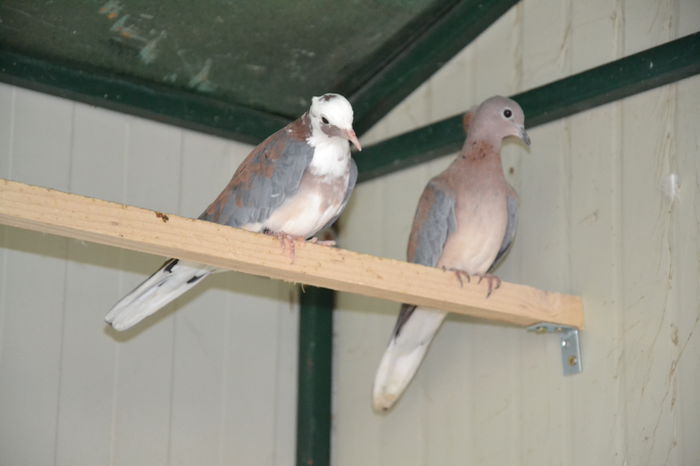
[296,286,334,466]
[0,50,291,145]
[355,31,700,182]
[351,0,519,135]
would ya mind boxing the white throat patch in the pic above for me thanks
[307,129,350,177]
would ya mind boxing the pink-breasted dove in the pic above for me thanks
[106,93,361,331]
[372,96,530,412]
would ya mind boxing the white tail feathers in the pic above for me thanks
[372,308,447,412]
[106,259,214,331]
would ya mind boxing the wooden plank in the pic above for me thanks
[0,178,583,329]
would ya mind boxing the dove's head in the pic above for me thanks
[308,93,362,151]
[470,96,530,147]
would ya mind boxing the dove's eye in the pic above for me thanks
[503,109,513,118]
[321,117,329,124]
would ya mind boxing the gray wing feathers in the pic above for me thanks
[394,182,456,336]
[411,182,457,268]
[200,136,314,228]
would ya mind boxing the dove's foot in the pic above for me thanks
[268,232,302,261]
[441,266,471,288]
[266,232,336,262]
[473,273,502,298]
[308,237,337,247]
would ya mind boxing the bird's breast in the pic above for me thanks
[262,167,349,238]
[439,186,508,275]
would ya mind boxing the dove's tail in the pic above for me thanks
[372,307,447,412]
[106,258,214,331]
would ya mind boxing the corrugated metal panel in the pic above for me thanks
[333,0,700,465]
[0,85,299,466]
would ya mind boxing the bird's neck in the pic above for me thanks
[307,135,350,177]
[457,138,504,167]
[447,140,506,195]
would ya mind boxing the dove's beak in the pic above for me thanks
[518,125,531,146]
[345,128,362,151]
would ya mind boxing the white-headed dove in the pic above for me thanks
[372,96,530,412]
[106,93,361,331]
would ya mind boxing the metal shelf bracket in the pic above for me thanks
[527,323,583,376]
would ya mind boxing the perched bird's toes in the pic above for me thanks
[287,238,297,262]
[477,274,501,298]
[272,233,298,262]
[443,267,470,287]
[454,270,464,287]
[276,233,288,250]
[308,237,337,247]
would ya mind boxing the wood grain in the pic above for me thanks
[0,178,583,328]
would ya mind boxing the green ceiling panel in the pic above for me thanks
[0,0,518,141]
[1,0,445,116]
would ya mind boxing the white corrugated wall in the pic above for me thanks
[0,87,299,465]
[0,0,699,465]
[334,0,700,465]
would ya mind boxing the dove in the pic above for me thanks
[372,96,530,412]
[106,93,361,331]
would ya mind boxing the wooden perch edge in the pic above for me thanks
[0,178,583,329]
